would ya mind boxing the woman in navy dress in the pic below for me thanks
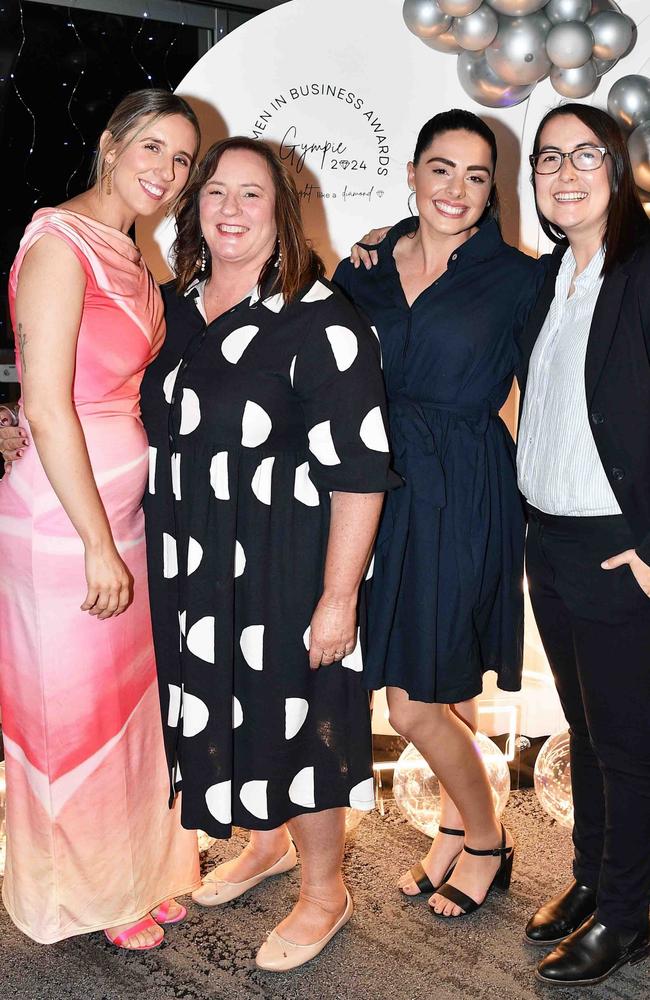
[335,110,544,918]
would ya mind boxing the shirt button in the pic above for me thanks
[591,412,605,425]
[451,253,458,261]
[611,467,625,482]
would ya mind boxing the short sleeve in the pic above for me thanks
[10,217,95,296]
[292,289,400,494]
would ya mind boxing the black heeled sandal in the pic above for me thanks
[430,823,514,918]
[403,826,465,896]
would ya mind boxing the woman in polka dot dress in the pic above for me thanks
[140,137,398,970]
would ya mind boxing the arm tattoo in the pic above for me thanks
[17,323,27,374]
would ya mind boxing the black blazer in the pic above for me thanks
[517,237,650,564]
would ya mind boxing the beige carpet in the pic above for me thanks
[0,790,647,1000]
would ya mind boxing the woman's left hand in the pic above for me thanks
[602,549,650,598]
[308,595,357,669]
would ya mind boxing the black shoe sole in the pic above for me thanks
[535,943,650,987]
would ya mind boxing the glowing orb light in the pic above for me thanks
[393,733,510,838]
[534,731,573,828]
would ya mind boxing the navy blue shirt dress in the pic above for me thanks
[335,217,545,704]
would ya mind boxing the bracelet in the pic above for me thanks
[0,404,19,427]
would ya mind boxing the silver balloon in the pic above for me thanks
[593,55,619,77]
[486,13,552,86]
[453,4,499,50]
[545,0,591,24]
[457,48,536,107]
[546,21,594,69]
[608,76,650,133]
[587,11,634,61]
[438,0,481,15]
[628,122,650,194]
[423,25,464,52]
[589,0,622,14]
[403,0,452,39]
[550,59,599,98]
[485,0,547,14]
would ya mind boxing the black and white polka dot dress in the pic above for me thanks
[141,275,397,837]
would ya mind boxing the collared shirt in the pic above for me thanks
[517,245,621,516]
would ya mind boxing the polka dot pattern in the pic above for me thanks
[144,275,389,836]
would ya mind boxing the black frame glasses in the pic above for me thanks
[529,146,609,175]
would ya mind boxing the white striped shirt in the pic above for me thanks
[517,246,621,516]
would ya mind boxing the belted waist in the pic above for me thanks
[386,397,499,508]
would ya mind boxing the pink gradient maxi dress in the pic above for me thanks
[0,208,200,943]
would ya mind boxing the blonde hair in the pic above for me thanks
[91,89,201,194]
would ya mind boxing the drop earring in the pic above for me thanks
[199,238,207,273]
[274,238,283,268]
[408,189,416,216]
[105,170,112,196]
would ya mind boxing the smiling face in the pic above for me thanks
[408,129,493,238]
[103,112,197,216]
[534,114,612,248]
[199,148,278,268]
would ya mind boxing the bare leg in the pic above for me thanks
[208,825,292,883]
[388,687,511,916]
[398,697,477,895]
[268,807,347,945]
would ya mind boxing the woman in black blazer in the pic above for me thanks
[518,103,650,987]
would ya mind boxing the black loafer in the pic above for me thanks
[525,881,597,946]
[536,916,650,986]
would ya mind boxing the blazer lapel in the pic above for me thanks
[517,246,564,417]
[584,269,629,406]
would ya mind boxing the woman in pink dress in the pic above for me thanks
[0,89,202,949]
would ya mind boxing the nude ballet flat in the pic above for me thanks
[255,890,353,972]
[192,842,297,907]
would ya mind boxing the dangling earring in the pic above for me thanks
[274,237,283,268]
[199,238,207,274]
[408,189,416,216]
[105,170,112,196]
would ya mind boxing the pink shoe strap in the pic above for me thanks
[107,915,159,947]
[153,900,170,922]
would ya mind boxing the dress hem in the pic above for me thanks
[1,877,202,945]
[182,797,375,840]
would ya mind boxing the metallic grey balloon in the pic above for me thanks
[593,55,619,77]
[550,60,599,98]
[403,0,452,39]
[438,0,481,15]
[587,11,634,61]
[589,0,622,15]
[422,25,464,52]
[485,0,547,14]
[628,123,650,194]
[546,21,594,69]
[486,12,552,86]
[453,4,499,50]
[457,48,536,107]
[545,0,591,24]
[607,75,650,133]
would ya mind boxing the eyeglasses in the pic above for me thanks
[529,146,609,175]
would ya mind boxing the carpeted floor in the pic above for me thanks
[0,790,647,1000]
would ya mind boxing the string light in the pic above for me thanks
[11,0,42,206]
[64,12,87,196]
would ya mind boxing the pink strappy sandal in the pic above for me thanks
[104,913,164,950]
[151,899,187,925]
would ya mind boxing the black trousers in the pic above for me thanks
[526,506,650,932]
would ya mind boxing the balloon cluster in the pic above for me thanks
[403,0,636,107]
[608,74,650,194]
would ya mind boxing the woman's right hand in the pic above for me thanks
[82,543,133,619]
[350,226,392,269]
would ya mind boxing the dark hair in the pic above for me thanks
[173,136,324,300]
[413,108,500,227]
[91,89,201,193]
[530,103,650,275]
